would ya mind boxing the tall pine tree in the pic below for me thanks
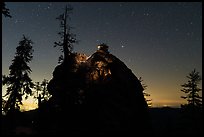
[54,5,77,64]
[181,69,202,109]
[2,35,34,114]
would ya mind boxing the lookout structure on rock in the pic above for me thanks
[44,43,151,135]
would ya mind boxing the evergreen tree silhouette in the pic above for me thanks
[180,69,202,109]
[33,82,42,108]
[2,2,12,18]
[54,5,77,64]
[2,35,34,114]
[2,98,7,115]
[34,79,51,108]
[40,79,51,101]
[139,77,152,107]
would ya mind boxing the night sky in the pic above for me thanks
[2,2,202,108]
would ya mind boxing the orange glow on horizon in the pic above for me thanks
[18,98,186,112]
[152,99,186,108]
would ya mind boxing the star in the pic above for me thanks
[14,19,18,23]
[186,32,191,36]
[97,7,101,11]
[14,20,25,24]
[121,45,125,48]
[105,22,110,25]
[144,13,150,16]
[131,11,135,16]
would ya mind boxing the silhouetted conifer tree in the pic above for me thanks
[2,35,34,114]
[139,77,152,107]
[34,79,51,107]
[181,69,202,109]
[34,82,42,107]
[2,98,7,115]
[2,2,12,18]
[40,79,51,101]
[54,5,77,64]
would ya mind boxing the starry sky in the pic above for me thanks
[2,2,202,108]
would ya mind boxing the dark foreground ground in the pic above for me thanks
[2,107,203,136]
[149,107,203,136]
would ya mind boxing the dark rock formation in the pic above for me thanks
[41,44,151,135]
